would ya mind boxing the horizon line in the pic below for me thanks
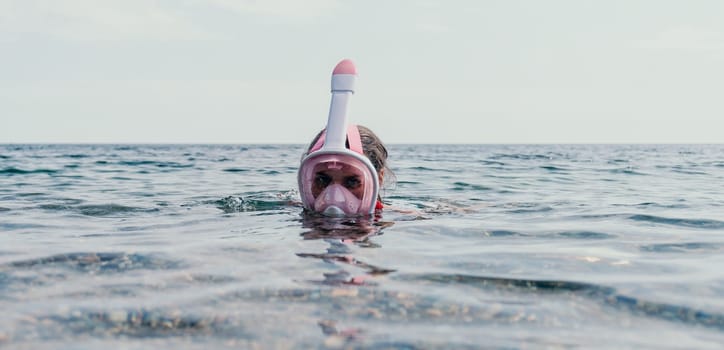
[2,142,723,146]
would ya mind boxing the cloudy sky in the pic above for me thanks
[1,0,723,144]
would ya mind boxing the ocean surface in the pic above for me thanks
[1,144,723,349]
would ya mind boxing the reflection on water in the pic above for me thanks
[298,215,396,287]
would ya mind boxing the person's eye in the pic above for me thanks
[315,173,332,187]
[344,176,361,189]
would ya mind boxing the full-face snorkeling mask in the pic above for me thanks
[298,59,380,217]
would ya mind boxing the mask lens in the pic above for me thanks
[311,162,366,199]
[299,153,377,215]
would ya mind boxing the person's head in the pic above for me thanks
[298,125,392,217]
[298,58,393,217]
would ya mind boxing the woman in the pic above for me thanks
[297,59,392,217]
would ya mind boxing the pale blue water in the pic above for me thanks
[1,144,723,349]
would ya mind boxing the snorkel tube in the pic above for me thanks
[326,60,356,151]
[298,59,380,217]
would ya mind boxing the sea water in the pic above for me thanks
[1,144,723,349]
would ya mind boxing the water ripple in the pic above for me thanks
[451,182,491,191]
[222,168,249,173]
[37,203,159,217]
[640,242,722,253]
[118,160,193,168]
[483,230,526,237]
[608,168,648,176]
[490,153,554,161]
[401,273,724,330]
[28,308,226,338]
[629,214,724,229]
[555,231,617,239]
[540,165,568,172]
[61,154,90,159]
[0,167,59,175]
[4,252,182,273]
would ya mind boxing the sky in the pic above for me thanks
[1,0,723,144]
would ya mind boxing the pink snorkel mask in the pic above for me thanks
[298,59,380,217]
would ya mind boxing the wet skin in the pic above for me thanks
[312,169,364,199]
